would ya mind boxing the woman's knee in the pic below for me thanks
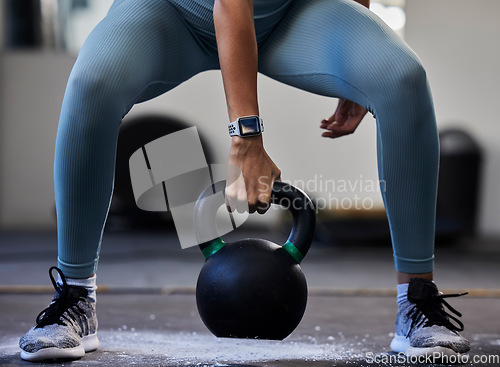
[367,51,434,128]
[396,58,428,94]
[66,60,130,106]
[58,60,130,139]
[378,51,430,101]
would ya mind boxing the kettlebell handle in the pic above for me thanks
[195,180,315,263]
[271,181,316,262]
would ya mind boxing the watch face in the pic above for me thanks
[238,116,260,136]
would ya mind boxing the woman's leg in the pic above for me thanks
[20,1,220,361]
[258,0,438,275]
[55,0,218,278]
[258,0,470,356]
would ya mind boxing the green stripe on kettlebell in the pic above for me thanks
[202,237,226,259]
[283,240,304,263]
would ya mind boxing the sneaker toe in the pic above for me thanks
[20,325,81,353]
[410,325,470,353]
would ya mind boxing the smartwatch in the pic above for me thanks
[228,115,264,137]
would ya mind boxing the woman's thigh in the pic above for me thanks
[68,0,219,112]
[258,0,423,113]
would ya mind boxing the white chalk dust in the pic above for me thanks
[97,329,364,365]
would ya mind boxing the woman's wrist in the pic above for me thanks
[230,134,263,150]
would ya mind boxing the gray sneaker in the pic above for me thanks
[19,267,99,362]
[390,278,470,356]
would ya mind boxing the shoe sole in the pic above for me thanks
[390,334,466,358]
[390,333,409,353]
[406,345,464,357]
[20,333,99,362]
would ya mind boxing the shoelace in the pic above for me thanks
[407,291,468,337]
[35,267,87,329]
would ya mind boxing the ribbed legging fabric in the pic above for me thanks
[55,0,438,278]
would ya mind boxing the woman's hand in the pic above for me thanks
[320,98,368,138]
[226,136,281,214]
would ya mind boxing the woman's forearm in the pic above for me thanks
[214,0,259,121]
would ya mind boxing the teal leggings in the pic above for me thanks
[55,0,438,278]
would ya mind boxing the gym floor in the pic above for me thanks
[1,227,499,366]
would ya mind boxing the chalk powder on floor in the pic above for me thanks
[96,330,366,365]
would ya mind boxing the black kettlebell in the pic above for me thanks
[194,181,315,340]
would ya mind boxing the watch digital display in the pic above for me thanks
[239,117,260,136]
